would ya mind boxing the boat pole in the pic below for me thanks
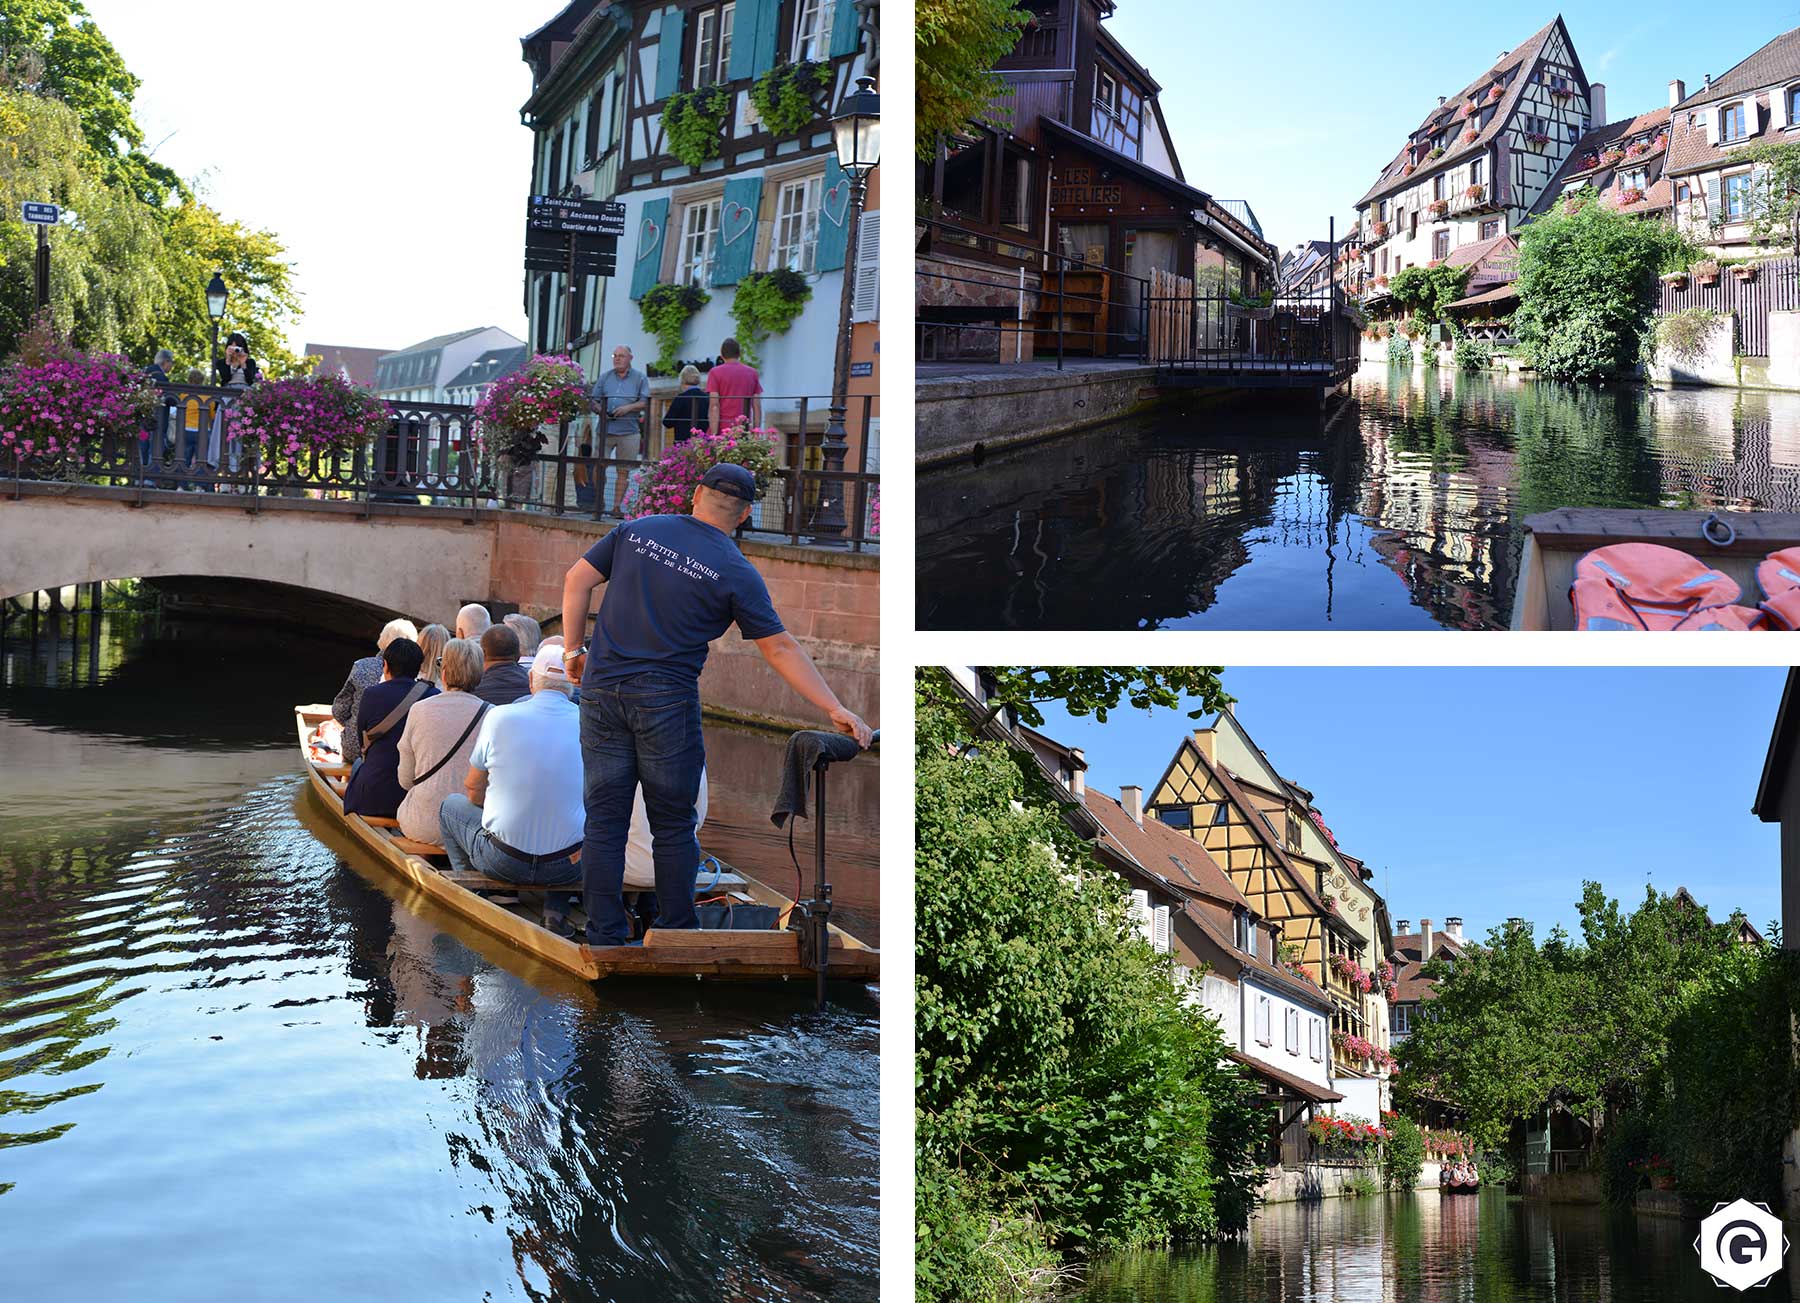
[813,751,832,1009]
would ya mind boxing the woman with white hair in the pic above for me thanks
[396,638,489,845]
[331,616,419,768]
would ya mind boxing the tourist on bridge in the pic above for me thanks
[472,625,529,706]
[438,645,586,931]
[590,344,648,516]
[396,638,488,846]
[455,603,491,641]
[705,338,761,435]
[139,349,172,469]
[179,369,207,485]
[503,613,542,664]
[331,617,419,767]
[662,364,708,443]
[342,637,437,819]
[208,333,259,483]
[559,462,871,947]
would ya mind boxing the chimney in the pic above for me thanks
[1497,50,1509,63]
[1420,918,1434,957]
[1506,916,1525,933]
[1437,94,1447,107]
[1704,73,1713,90]
[1120,785,1144,826]
[1445,916,1464,943]
[1070,748,1086,799]
[1397,919,1411,934]
[1589,82,1606,126]
[1669,78,1686,108]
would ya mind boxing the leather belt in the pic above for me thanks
[483,830,583,866]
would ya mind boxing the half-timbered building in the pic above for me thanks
[1356,19,1600,285]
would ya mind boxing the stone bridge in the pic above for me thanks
[0,483,878,728]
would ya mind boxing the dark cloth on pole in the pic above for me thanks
[771,730,862,827]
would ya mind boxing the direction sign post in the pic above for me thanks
[524,196,624,363]
[22,204,58,310]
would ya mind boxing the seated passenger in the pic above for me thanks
[455,603,492,641]
[396,638,489,845]
[504,612,542,665]
[439,646,584,930]
[342,637,438,818]
[472,625,529,705]
[331,617,418,768]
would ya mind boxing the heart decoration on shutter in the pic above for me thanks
[720,200,756,246]
[636,217,661,260]
[821,179,850,229]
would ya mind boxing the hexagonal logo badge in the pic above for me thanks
[1694,1199,1788,1291]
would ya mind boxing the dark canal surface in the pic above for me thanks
[0,606,879,1302]
[917,364,1800,630]
[1076,1190,1788,1301]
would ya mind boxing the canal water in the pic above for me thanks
[0,607,879,1302]
[1075,1190,1786,1301]
[917,364,1800,630]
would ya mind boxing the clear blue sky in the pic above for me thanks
[1101,2,1800,255]
[1035,667,1788,944]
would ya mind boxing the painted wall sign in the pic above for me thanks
[1050,167,1123,206]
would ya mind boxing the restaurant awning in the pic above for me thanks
[1444,283,1519,314]
[1227,1051,1344,1104]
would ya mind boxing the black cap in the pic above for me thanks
[699,463,758,501]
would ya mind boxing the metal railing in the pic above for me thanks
[5,384,879,552]
[1149,274,1362,380]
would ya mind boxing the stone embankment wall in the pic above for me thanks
[1259,1162,1382,1203]
[917,364,1166,464]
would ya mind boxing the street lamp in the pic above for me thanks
[811,76,879,547]
[206,271,228,378]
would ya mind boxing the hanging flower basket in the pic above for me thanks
[620,420,783,522]
[473,354,588,501]
[227,372,392,478]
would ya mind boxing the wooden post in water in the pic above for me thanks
[86,581,101,683]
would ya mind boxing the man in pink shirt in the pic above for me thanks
[705,337,763,433]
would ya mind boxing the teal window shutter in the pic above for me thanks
[711,176,764,286]
[815,158,853,272]
[727,0,765,81]
[752,0,782,79]
[655,7,685,101]
[630,197,671,300]
[829,0,862,58]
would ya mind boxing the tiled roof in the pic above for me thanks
[1666,86,1793,177]
[1227,1050,1343,1104]
[1444,282,1521,312]
[302,343,391,388]
[1676,26,1800,109]
[1356,18,1564,209]
[1084,789,1248,910]
[1390,930,1468,1004]
[1443,232,1519,289]
[1531,107,1672,217]
[384,326,494,359]
[445,346,528,392]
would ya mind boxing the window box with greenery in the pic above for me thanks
[638,282,711,375]
[1661,270,1689,288]
[1464,183,1484,201]
[1525,131,1551,150]
[728,268,812,366]
[749,60,831,138]
[662,85,733,168]
[1488,83,1505,101]
[1227,288,1274,320]
[1693,259,1721,286]
[1462,129,1478,145]
[1625,139,1649,158]
[1428,146,1445,160]
[1614,185,1645,207]
[1369,219,1390,240]
[1601,147,1625,167]
[1732,261,1760,282]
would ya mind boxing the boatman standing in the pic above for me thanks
[559,463,871,946]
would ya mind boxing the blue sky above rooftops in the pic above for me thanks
[1033,667,1787,945]
[1101,2,1800,254]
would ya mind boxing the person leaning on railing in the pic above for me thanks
[559,462,871,948]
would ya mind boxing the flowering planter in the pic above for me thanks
[1695,264,1721,286]
[1229,304,1274,321]
[1732,264,1759,282]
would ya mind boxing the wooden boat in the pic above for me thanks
[1512,507,1800,629]
[294,704,879,986]
[1439,1166,1480,1192]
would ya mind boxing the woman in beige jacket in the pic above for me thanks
[397,638,489,845]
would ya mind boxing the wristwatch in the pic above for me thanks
[561,644,587,662]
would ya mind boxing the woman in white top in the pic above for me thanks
[396,638,489,844]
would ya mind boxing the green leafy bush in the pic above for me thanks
[1652,309,1725,367]
[662,86,732,168]
[1386,335,1413,367]
[1454,337,1494,372]
[1381,1114,1426,1191]
[1389,264,1470,325]
[729,269,812,366]
[749,60,830,137]
[1343,1173,1380,1198]
[637,282,710,374]
[916,1147,1061,1303]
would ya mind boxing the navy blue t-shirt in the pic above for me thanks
[581,514,784,687]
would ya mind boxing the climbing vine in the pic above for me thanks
[729,269,813,365]
[638,282,711,374]
[749,60,830,138]
[662,86,733,168]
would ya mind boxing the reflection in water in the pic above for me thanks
[0,611,878,1301]
[1077,1191,1783,1301]
[916,365,1800,629]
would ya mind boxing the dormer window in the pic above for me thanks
[1095,68,1119,120]
[1621,167,1647,192]
[1722,101,1748,142]
[1789,86,1800,124]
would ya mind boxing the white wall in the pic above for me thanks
[1334,1075,1386,1121]
[1241,975,1332,1089]
[433,328,525,401]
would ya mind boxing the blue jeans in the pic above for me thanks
[439,793,580,917]
[578,672,705,945]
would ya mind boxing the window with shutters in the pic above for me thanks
[1789,86,1800,125]
[694,3,735,88]
[1285,1007,1299,1054]
[1309,1019,1323,1061]
[1255,994,1272,1046]
[771,174,823,272]
[1724,171,1751,220]
[1432,230,1449,261]
[851,209,880,323]
[678,199,722,286]
[1722,102,1747,142]
[1480,217,1500,239]
[1469,156,1483,187]
[791,0,828,62]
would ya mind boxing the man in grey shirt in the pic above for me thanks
[590,344,648,515]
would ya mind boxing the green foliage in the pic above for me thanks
[1652,309,1725,367]
[1512,191,1703,382]
[1453,337,1494,372]
[915,669,1270,1293]
[1342,1173,1380,1198]
[637,282,710,375]
[1385,335,1413,367]
[1737,140,1800,253]
[916,1147,1062,1302]
[748,60,829,138]
[981,666,1231,728]
[728,268,811,367]
[1382,1115,1426,1191]
[1228,288,1273,309]
[662,85,732,168]
[1388,264,1470,325]
[917,0,1031,159]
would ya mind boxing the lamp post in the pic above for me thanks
[810,76,879,547]
[205,271,228,378]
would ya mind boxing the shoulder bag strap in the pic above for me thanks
[364,681,429,744]
[413,702,490,786]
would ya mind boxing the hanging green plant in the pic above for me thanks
[749,60,830,138]
[729,269,813,366]
[638,282,711,374]
[663,86,733,168]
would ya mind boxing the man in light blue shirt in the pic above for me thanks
[439,645,585,928]
[589,344,649,516]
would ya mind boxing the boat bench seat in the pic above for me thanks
[389,836,448,857]
[437,870,752,894]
